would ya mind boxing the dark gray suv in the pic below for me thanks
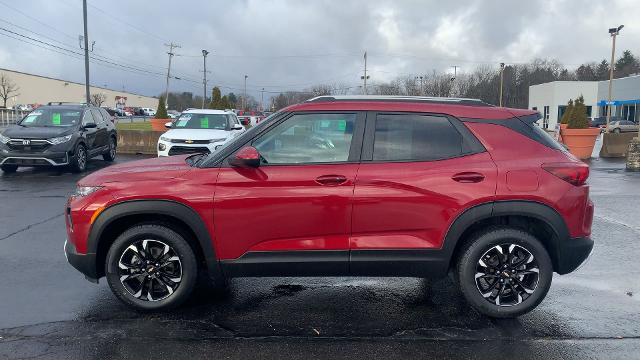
[0,103,117,173]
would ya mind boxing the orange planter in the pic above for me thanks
[150,118,170,131]
[560,127,601,159]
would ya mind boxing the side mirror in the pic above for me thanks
[229,146,260,168]
[83,123,97,129]
[231,123,244,130]
[165,122,173,129]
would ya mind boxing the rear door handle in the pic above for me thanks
[452,172,485,183]
[315,175,348,186]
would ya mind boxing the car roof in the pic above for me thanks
[182,109,233,115]
[284,96,536,120]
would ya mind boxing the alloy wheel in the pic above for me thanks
[475,243,540,307]
[77,147,86,170]
[109,140,116,159]
[117,239,183,302]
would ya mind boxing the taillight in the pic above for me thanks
[542,162,589,186]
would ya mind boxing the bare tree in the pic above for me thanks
[0,73,19,108]
[90,93,107,107]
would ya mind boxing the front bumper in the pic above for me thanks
[157,139,220,157]
[556,236,594,275]
[0,149,70,166]
[64,239,98,283]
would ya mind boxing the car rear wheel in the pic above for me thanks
[105,224,198,311]
[1,164,18,173]
[456,227,552,318]
[69,144,87,173]
[103,137,117,162]
[613,128,621,133]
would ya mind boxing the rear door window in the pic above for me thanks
[373,114,463,161]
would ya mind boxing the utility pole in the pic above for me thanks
[606,25,624,132]
[499,62,505,107]
[164,42,180,109]
[201,49,209,109]
[243,75,248,110]
[82,0,90,105]
[415,76,424,95]
[260,88,264,111]
[361,51,370,95]
[450,66,458,96]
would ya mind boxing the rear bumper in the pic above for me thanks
[64,239,98,283]
[556,236,594,275]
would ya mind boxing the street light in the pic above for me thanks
[499,63,505,107]
[243,75,248,110]
[606,25,623,132]
[202,49,209,109]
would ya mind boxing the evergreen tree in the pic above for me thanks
[208,87,224,109]
[560,99,573,125]
[615,50,640,78]
[568,95,589,129]
[595,60,610,81]
[155,96,169,119]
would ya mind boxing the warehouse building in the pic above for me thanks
[0,68,157,109]
[529,74,640,129]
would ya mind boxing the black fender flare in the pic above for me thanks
[441,200,569,270]
[88,199,223,282]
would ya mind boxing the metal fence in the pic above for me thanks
[0,109,29,127]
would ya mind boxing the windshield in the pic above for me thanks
[174,113,228,130]
[19,107,82,127]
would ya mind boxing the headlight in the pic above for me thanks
[0,132,9,144]
[72,185,103,197]
[160,136,171,142]
[49,134,72,145]
[209,138,227,143]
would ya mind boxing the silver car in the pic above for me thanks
[608,120,639,133]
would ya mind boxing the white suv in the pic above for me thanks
[157,109,245,157]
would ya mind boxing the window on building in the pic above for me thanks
[558,105,567,121]
[542,106,550,129]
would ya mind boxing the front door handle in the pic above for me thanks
[315,175,348,186]
[452,172,485,183]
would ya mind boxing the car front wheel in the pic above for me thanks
[1,164,18,173]
[105,224,198,311]
[457,227,553,318]
[69,144,87,173]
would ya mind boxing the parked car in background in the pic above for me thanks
[157,109,245,156]
[0,103,117,173]
[139,107,156,116]
[65,95,593,318]
[607,120,639,133]
[589,116,609,128]
[167,110,181,119]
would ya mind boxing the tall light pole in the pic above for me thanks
[202,49,209,109]
[415,76,423,95]
[260,88,264,111]
[606,25,624,132]
[243,75,248,110]
[82,0,90,105]
[164,42,180,109]
[499,62,505,107]
[361,51,370,95]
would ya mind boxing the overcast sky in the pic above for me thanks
[0,0,638,102]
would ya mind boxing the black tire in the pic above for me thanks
[103,136,117,162]
[1,164,18,173]
[105,224,198,311]
[69,144,87,173]
[456,227,552,318]
[613,128,621,133]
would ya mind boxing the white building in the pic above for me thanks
[0,68,158,109]
[529,74,640,129]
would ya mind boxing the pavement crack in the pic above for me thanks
[593,214,640,234]
[0,213,64,241]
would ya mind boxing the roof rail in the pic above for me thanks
[305,95,490,106]
[47,102,87,106]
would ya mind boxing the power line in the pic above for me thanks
[86,0,168,44]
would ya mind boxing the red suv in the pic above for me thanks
[64,96,593,317]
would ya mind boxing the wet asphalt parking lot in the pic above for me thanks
[1,152,640,359]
